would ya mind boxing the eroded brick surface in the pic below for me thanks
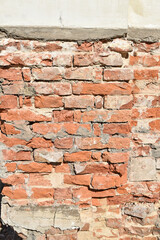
[0,38,159,239]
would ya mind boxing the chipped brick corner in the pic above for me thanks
[0,38,159,239]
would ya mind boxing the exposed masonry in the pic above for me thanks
[0,37,159,239]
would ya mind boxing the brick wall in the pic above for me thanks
[0,38,159,239]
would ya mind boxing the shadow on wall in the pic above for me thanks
[0,180,22,240]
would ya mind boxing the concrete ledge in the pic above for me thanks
[128,28,160,42]
[1,26,160,42]
[0,27,127,41]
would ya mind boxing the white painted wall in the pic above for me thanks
[0,0,128,29]
[129,0,160,29]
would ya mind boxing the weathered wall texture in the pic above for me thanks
[0,37,160,239]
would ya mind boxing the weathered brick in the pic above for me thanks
[74,53,94,66]
[104,68,133,81]
[65,67,102,81]
[109,39,133,52]
[32,67,63,80]
[54,82,72,95]
[134,69,158,80]
[54,138,73,149]
[102,152,129,163]
[64,96,94,109]
[34,148,63,163]
[104,95,133,109]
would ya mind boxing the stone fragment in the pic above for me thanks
[129,157,156,181]
[54,205,82,230]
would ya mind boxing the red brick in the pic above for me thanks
[91,189,115,198]
[93,123,101,136]
[2,187,27,199]
[2,173,26,185]
[22,68,32,81]
[54,188,72,200]
[102,152,129,163]
[53,110,74,122]
[54,138,73,149]
[1,123,21,135]
[0,95,17,109]
[136,42,159,52]
[31,188,54,199]
[72,187,91,199]
[1,135,27,147]
[104,68,133,81]
[108,110,131,122]
[64,175,91,186]
[149,119,160,131]
[103,123,131,134]
[142,107,160,118]
[32,123,62,135]
[17,162,52,173]
[3,150,32,161]
[64,96,94,109]
[91,174,121,190]
[76,42,93,52]
[73,82,132,95]
[0,109,51,121]
[0,68,22,81]
[64,151,91,162]
[134,69,158,80]
[32,67,63,80]
[107,137,130,149]
[34,42,62,52]
[35,96,63,108]
[5,163,17,172]
[55,164,71,173]
[27,138,53,148]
